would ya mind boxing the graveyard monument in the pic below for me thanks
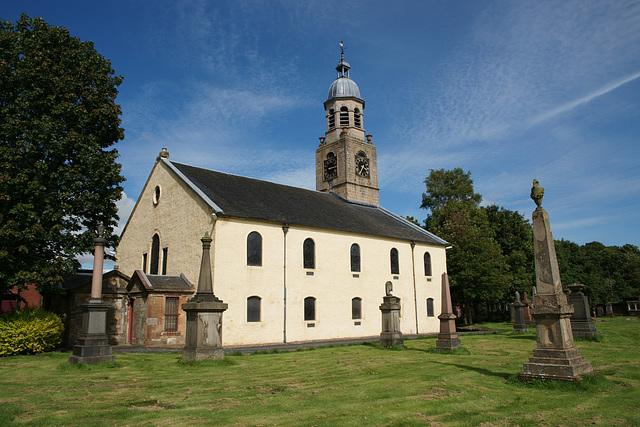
[182,232,228,361]
[519,180,594,381]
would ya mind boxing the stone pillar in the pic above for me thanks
[435,272,461,350]
[379,281,403,347]
[182,232,228,361]
[567,284,600,338]
[69,223,115,364]
[520,181,593,380]
[512,292,527,333]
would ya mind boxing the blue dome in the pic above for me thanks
[327,77,361,100]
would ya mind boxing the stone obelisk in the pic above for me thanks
[435,272,461,350]
[69,223,115,364]
[519,180,593,381]
[182,232,228,361]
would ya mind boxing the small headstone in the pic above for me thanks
[512,292,527,333]
[522,292,534,325]
[567,284,600,338]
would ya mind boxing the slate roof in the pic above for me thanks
[166,159,447,246]
[127,270,194,293]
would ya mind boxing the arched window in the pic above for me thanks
[352,297,362,319]
[340,106,349,127]
[427,298,435,317]
[247,232,262,266]
[390,248,399,275]
[424,252,432,276]
[354,108,361,128]
[150,234,160,274]
[328,109,335,129]
[350,244,361,272]
[303,238,315,269]
[247,296,261,322]
[304,297,316,321]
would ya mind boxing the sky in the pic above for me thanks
[4,1,640,267]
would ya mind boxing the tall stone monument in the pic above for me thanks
[69,223,115,364]
[512,291,528,333]
[519,180,593,381]
[567,283,600,338]
[435,272,461,350]
[379,281,403,347]
[182,232,228,361]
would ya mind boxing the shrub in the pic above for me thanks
[0,308,63,356]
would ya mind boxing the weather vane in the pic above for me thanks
[339,40,346,55]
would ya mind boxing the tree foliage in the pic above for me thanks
[421,168,482,227]
[0,15,124,296]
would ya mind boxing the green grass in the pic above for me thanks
[0,317,638,426]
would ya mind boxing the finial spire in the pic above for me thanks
[336,41,350,78]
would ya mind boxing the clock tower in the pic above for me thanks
[316,47,379,205]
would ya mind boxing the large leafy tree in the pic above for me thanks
[421,169,509,323]
[0,15,124,296]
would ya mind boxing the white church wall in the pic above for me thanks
[211,217,446,346]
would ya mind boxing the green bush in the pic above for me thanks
[0,308,63,356]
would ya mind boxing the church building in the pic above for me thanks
[115,51,448,347]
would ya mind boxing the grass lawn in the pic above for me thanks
[1,317,638,426]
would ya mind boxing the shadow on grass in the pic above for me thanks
[505,334,537,340]
[430,360,512,380]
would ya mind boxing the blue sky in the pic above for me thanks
[4,1,640,257]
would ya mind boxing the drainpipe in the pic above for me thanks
[411,241,419,334]
[282,223,289,343]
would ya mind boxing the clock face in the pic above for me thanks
[355,155,370,178]
[324,156,337,180]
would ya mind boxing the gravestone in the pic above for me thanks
[512,292,527,333]
[182,232,228,361]
[522,292,534,325]
[567,284,600,338]
[435,272,461,350]
[69,224,115,364]
[379,281,403,346]
[519,180,593,381]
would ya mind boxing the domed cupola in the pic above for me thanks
[327,53,363,102]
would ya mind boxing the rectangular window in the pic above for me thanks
[304,297,316,321]
[162,248,168,275]
[142,253,148,273]
[164,297,179,334]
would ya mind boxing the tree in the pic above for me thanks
[0,15,124,296]
[421,168,482,228]
[420,168,509,323]
[431,202,510,324]
[483,205,534,298]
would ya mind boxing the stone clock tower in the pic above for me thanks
[316,48,379,205]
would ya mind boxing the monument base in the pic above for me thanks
[520,347,593,381]
[182,300,228,361]
[182,346,225,361]
[68,302,114,365]
[570,320,600,338]
[380,331,403,347]
[435,336,461,350]
[68,335,115,364]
